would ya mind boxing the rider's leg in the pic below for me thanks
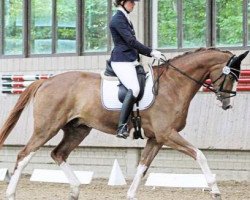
[116,89,135,138]
[111,61,140,98]
[111,61,140,138]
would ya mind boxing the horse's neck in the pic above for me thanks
[163,59,206,83]
[155,50,230,107]
[158,56,211,100]
[164,52,223,84]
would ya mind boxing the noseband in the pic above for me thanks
[152,55,240,100]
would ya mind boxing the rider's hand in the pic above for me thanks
[150,49,163,60]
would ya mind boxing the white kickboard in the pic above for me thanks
[30,169,93,184]
[145,173,215,188]
[0,168,10,182]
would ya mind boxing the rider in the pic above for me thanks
[110,0,163,139]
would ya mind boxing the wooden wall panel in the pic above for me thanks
[0,90,250,150]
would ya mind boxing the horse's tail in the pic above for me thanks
[0,79,45,147]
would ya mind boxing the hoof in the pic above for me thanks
[127,195,137,200]
[6,194,15,200]
[211,193,222,200]
[68,185,79,200]
[68,196,78,200]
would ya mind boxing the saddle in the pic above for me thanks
[104,60,147,103]
[104,60,147,139]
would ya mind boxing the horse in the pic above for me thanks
[0,48,248,200]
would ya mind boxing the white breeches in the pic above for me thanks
[111,61,140,98]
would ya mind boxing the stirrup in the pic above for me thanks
[116,124,129,139]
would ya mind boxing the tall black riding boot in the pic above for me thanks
[117,89,136,139]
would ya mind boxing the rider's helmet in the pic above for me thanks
[114,0,140,7]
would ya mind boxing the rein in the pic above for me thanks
[152,60,166,95]
[168,59,221,93]
[152,55,238,98]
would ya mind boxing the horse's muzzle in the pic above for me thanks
[220,96,232,110]
[222,104,232,110]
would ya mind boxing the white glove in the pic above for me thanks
[150,49,162,60]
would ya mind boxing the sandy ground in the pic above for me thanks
[0,175,250,200]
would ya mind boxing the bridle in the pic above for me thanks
[209,55,240,99]
[152,55,240,100]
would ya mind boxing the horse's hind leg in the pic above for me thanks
[6,151,36,200]
[6,127,60,200]
[127,138,162,200]
[163,129,221,200]
[51,121,91,200]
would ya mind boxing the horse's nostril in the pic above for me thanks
[228,105,232,109]
[223,105,232,110]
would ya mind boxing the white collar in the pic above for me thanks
[118,6,131,24]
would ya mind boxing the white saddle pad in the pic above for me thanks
[101,66,155,111]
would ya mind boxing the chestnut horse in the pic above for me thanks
[0,48,248,200]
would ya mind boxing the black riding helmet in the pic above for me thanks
[114,0,140,7]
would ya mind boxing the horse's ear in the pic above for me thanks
[238,50,249,61]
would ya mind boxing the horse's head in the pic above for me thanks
[209,50,249,110]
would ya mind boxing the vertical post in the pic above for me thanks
[52,0,56,54]
[77,0,83,55]
[152,0,158,49]
[144,0,151,47]
[0,0,4,56]
[206,0,212,47]
[243,0,248,46]
[211,0,216,46]
[107,0,112,52]
[23,0,30,57]
[177,0,183,49]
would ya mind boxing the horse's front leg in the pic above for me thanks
[196,149,221,200]
[127,138,162,200]
[165,129,221,200]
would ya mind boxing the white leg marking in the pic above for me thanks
[127,164,147,200]
[60,162,80,199]
[6,152,36,200]
[195,149,220,194]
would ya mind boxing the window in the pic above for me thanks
[155,0,178,48]
[152,0,249,49]
[0,0,111,56]
[56,0,76,53]
[215,0,243,47]
[0,0,249,57]
[183,0,207,48]
[31,0,52,54]
[84,0,108,52]
[30,0,77,54]
[3,0,23,55]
